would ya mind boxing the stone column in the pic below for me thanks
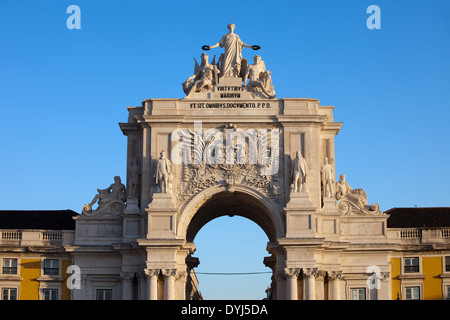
[145,269,159,300]
[328,271,342,300]
[136,271,146,300]
[120,272,134,300]
[315,270,325,300]
[284,268,300,300]
[163,269,177,300]
[303,268,317,300]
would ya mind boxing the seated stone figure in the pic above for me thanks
[183,53,220,98]
[244,55,276,98]
[335,174,381,215]
[83,176,126,214]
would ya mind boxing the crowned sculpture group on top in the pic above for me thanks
[182,23,276,99]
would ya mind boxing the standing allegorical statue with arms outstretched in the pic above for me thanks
[204,23,260,78]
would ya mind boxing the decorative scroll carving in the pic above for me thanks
[303,268,318,278]
[162,269,178,278]
[82,176,126,217]
[327,271,343,281]
[144,269,160,278]
[336,174,382,215]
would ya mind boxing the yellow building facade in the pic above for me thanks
[0,210,76,300]
[1,255,72,300]
[391,255,450,300]
[387,207,450,300]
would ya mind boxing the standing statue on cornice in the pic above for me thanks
[203,23,260,78]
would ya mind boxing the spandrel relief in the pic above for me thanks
[171,123,283,204]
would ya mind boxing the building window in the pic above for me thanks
[43,289,59,300]
[43,259,59,276]
[2,258,18,274]
[350,288,366,300]
[445,256,450,272]
[2,288,17,300]
[96,289,112,300]
[404,257,419,273]
[405,286,420,300]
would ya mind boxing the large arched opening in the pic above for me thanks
[193,216,271,299]
[178,186,285,299]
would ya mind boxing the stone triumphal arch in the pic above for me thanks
[72,24,392,300]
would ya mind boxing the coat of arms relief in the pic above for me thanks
[172,123,284,206]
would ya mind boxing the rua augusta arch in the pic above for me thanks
[73,23,391,300]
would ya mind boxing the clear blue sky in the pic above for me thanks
[1,0,449,299]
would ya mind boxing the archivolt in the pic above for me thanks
[177,185,285,242]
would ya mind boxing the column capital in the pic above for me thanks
[380,272,390,280]
[176,271,187,281]
[315,270,326,281]
[144,268,160,278]
[284,268,301,279]
[120,272,134,282]
[162,268,177,278]
[303,267,318,277]
[327,271,342,280]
